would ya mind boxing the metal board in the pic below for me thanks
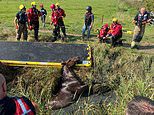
[0,42,92,67]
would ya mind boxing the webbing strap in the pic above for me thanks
[17,98,31,115]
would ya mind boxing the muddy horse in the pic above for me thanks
[46,57,88,110]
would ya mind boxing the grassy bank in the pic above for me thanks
[0,0,153,114]
[5,44,154,114]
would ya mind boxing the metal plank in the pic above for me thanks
[0,42,92,67]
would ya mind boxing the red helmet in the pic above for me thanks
[104,24,109,28]
[40,4,43,7]
[50,4,55,9]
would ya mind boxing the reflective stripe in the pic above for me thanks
[17,98,31,115]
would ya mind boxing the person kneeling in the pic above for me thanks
[106,18,123,47]
[97,24,109,43]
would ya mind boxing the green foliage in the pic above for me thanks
[91,45,154,115]
[144,0,154,11]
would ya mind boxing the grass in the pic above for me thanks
[0,0,154,114]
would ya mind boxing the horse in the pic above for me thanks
[46,57,88,110]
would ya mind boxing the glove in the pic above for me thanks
[28,26,33,30]
[15,25,18,29]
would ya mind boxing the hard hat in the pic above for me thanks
[19,4,25,10]
[112,18,118,22]
[50,4,56,9]
[86,6,92,11]
[31,1,36,6]
[40,4,43,7]
[55,2,59,6]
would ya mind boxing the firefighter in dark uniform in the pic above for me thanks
[27,2,41,41]
[14,5,28,41]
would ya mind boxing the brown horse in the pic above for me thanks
[46,57,88,110]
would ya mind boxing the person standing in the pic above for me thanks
[14,5,28,41]
[50,4,60,42]
[82,6,94,40]
[27,2,41,41]
[40,4,47,28]
[56,2,67,40]
[131,7,151,49]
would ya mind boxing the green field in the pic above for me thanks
[0,0,154,42]
[0,0,154,115]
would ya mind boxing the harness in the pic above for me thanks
[13,97,34,115]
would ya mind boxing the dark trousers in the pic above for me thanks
[41,15,46,27]
[16,23,28,41]
[58,19,66,37]
[111,35,122,47]
[52,25,60,42]
[32,21,39,41]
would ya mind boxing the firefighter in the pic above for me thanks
[97,24,109,43]
[50,4,60,42]
[40,4,47,28]
[14,5,28,41]
[0,74,36,114]
[56,2,67,40]
[106,18,122,47]
[27,2,41,41]
[82,6,94,40]
[131,7,151,49]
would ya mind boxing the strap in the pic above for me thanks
[16,98,31,115]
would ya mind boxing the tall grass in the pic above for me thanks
[6,44,153,114]
[1,0,154,114]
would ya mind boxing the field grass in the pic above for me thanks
[0,0,154,115]
[0,0,154,41]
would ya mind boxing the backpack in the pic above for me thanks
[13,97,35,115]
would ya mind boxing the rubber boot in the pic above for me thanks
[131,41,136,49]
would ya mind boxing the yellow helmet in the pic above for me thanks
[31,1,36,6]
[19,5,24,10]
[55,2,59,6]
[112,18,118,22]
